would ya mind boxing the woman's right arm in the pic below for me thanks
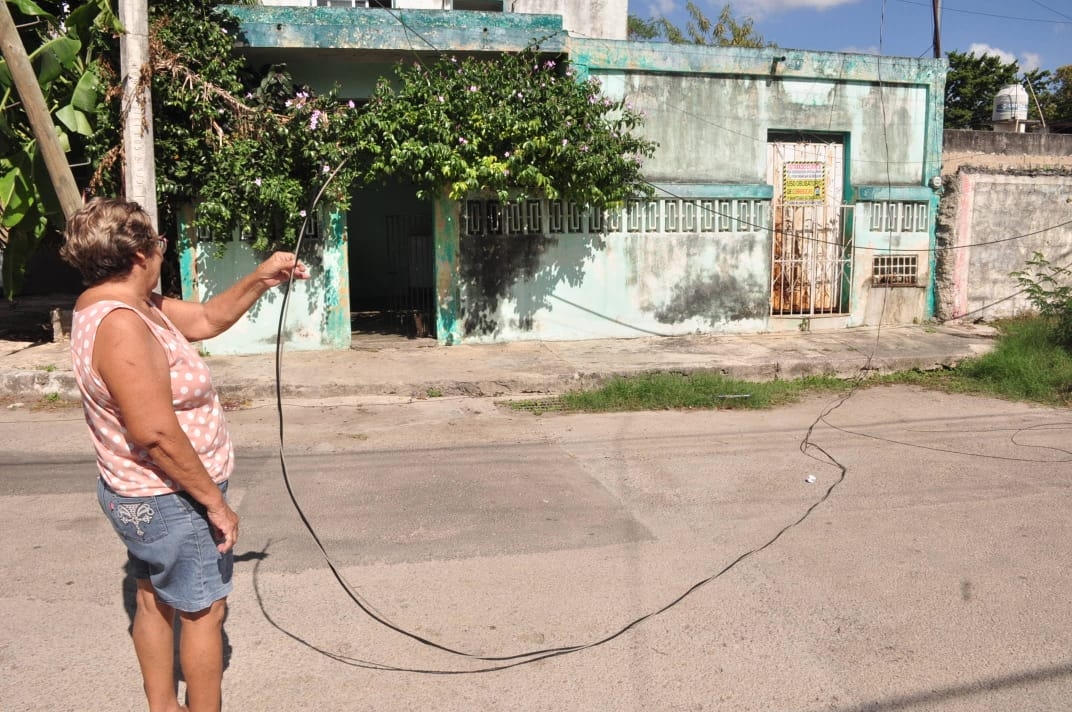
[93,309,239,553]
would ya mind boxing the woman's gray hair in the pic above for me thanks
[60,197,157,286]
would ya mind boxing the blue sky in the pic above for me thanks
[628,0,1072,73]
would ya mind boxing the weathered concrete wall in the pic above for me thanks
[178,209,351,355]
[515,0,626,40]
[452,45,945,342]
[625,73,929,186]
[227,8,947,345]
[935,168,1072,322]
[457,215,770,343]
[943,130,1072,175]
[255,0,626,39]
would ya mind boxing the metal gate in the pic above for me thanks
[767,139,852,316]
[384,213,435,336]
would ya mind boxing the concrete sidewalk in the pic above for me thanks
[0,322,998,402]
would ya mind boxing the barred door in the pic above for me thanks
[767,139,851,316]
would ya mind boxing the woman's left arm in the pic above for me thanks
[157,252,310,342]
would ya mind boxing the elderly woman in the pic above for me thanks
[60,197,309,712]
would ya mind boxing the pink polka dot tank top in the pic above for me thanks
[70,300,234,496]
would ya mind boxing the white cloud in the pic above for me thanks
[967,43,1016,65]
[638,0,679,17]
[639,0,856,22]
[966,43,1043,72]
[730,0,860,19]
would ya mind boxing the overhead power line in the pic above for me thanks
[897,0,1072,24]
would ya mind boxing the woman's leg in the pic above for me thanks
[179,597,228,712]
[131,579,187,712]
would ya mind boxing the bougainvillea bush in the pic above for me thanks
[357,47,656,206]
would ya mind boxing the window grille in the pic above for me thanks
[461,197,769,236]
[868,201,929,233]
[316,0,393,7]
[872,254,919,287]
[301,213,320,239]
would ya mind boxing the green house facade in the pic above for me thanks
[186,1,945,350]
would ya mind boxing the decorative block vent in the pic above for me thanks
[463,197,768,236]
[872,254,919,287]
[867,202,929,233]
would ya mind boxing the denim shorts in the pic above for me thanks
[97,477,234,613]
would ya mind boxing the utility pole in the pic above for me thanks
[0,1,82,220]
[932,0,942,59]
[119,0,158,230]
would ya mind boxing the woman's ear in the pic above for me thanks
[131,248,152,269]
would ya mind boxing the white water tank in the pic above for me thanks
[992,84,1029,122]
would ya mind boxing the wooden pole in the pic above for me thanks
[0,1,83,219]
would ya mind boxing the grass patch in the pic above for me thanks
[511,372,852,413]
[509,316,1072,414]
[881,317,1072,407]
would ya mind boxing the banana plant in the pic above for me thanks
[0,0,120,297]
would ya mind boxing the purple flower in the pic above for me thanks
[300,210,307,218]
[469,85,478,92]
[323,165,331,174]
[543,60,556,70]
[254,178,262,187]
[310,110,322,130]
[459,137,468,145]
[348,100,355,109]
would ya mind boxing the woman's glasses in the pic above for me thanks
[156,236,167,253]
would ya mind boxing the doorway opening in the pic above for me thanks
[767,132,852,317]
[348,183,435,339]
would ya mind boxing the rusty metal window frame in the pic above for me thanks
[872,254,919,287]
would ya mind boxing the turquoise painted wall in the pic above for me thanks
[177,208,351,355]
[456,197,771,342]
[223,6,947,344]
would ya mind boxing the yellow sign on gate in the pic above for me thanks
[783,162,826,203]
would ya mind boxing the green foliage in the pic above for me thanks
[4,4,657,277]
[0,0,121,296]
[509,372,849,413]
[511,315,1072,414]
[81,2,367,250]
[356,47,656,206]
[1022,65,1072,125]
[626,14,663,42]
[954,317,1072,404]
[943,50,1021,129]
[627,2,770,48]
[1011,252,1072,350]
[1050,65,1072,123]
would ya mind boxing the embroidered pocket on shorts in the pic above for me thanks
[101,489,169,544]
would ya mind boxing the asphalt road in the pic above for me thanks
[2,387,1072,711]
